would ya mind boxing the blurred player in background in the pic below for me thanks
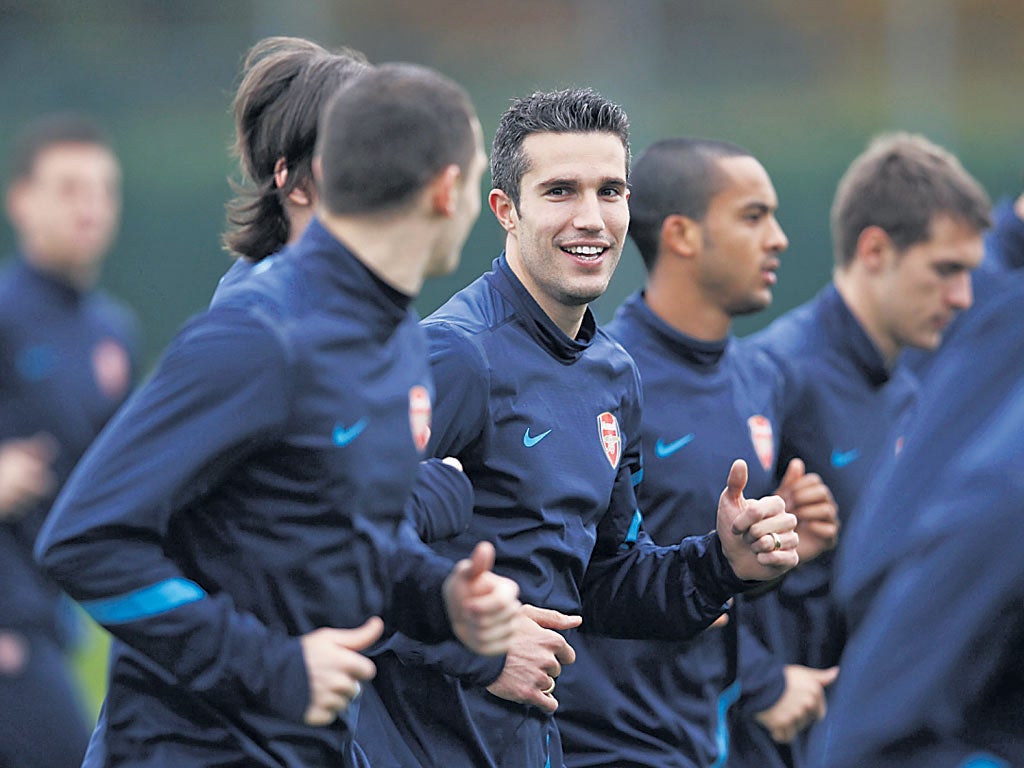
[0,113,139,768]
[34,62,519,768]
[811,266,1024,767]
[734,132,991,767]
[556,137,839,767]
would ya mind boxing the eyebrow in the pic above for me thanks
[535,176,627,189]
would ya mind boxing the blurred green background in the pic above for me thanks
[3,0,1022,720]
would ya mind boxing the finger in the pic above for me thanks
[331,616,385,652]
[521,604,583,630]
[22,432,59,462]
[752,530,799,555]
[441,456,464,472]
[467,540,496,580]
[304,703,339,726]
[747,509,797,542]
[815,666,840,687]
[461,577,521,621]
[724,459,748,504]
[792,502,839,523]
[777,457,804,491]
[553,636,577,666]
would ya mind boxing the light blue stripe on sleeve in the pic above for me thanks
[710,679,741,767]
[81,577,207,625]
[619,509,642,549]
[960,755,1009,768]
[631,467,644,486]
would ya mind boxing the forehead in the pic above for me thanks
[907,214,984,266]
[520,131,627,182]
[30,142,120,181]
[708,155,776,208]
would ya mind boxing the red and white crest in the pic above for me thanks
[596,411,621,469]
[409,385,431,452]
[747,415,775,471]
[92,338,130,400]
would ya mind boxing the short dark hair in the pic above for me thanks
[317,63,477,215]
[831,132,992,268]
[490,88,630,209]
[7,112,114,184]
[222,36,370,261]
[628,138,752,271]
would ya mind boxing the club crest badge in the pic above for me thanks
[92,338,130,400]
[409,385,431,452]
[747,414,774,471]
[596,411,621,469]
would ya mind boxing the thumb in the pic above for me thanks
[521,604,583,630]
[725,459,748,503]
[814,666,840,687]
[467,540,496,580]
[777,457,805,491]
[332,616,385,651]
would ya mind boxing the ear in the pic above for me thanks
[661,213,702,260]
[488,188,517,233]
[273,158,312,207]
[854,225,894,272]
[427,164,461,218]
[4,180,27,226]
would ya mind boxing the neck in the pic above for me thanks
[505,242,588,338]
[318,208,432,297]
[23,251,96,293]
[833,269,899,366]
[644,264,731,341]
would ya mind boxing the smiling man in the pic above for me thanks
[733,131,992,768]
[358,89,801,768]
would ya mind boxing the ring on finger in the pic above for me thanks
[542,680,556,695]
[770,532,782,551]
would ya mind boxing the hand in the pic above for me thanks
[444,541,521,656]
[774,459,839,563]
[755,664,839,743]
[301,617,383,726]
[1014,190,1024,221]
[486,604,581,713]
[0,434,57,519]
[717,459,799,580]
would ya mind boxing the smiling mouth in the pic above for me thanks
[561,244,608,261]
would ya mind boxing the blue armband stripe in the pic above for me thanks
[710,679,741,767]
[631,468,643,486]
[625,509,642,544]
[960,756,1009,768]
[81,578,207,625]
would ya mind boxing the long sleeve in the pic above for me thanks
[35,308,311,721]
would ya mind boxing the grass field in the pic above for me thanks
[70,612,111,724]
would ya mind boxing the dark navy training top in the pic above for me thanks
[732,283,917,768]
[35,219,459,768]
[814,273,1024,768]
[558,291,787,768]
[360,256,753,768]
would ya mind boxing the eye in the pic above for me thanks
[601,186,624,199]
[545,186,570,198]
[934,263,965,277]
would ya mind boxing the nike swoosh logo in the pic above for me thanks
[333,419,368,447]
[523,428,552,447]
[655,433,695,458]
[830,448,860,468]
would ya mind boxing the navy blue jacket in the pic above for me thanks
[360,256,753,768]
[212,256,474,544]
[733,283,917,767]
[35,220,460,768]
[0,256,138,641]
[813,272,1024,768]
[557,292,787,768]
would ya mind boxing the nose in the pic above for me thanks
[947,271,973,311]
[766,217,788,252]
[572,192,605,232]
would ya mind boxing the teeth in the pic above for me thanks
[565,245,604,256]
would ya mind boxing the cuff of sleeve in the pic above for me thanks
[264,635,310,723]
[736,666,787,715]
[706,532,758,595]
